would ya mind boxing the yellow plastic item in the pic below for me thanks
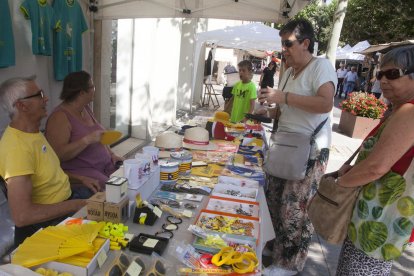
[100,130,122,145]
[12,222,105,267]
[211,246,258,274]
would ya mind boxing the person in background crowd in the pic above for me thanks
[259,18,337,276]
[335,45,414,276]
[229,60,257,123]
[224,62,237,74]
[370,64,382,99]
[45,71,123,198]
[336,62,348,97]
[0,76,86,246]
[343,66,359,98]
[259,61,277,89]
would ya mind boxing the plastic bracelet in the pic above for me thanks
[162,223,178,231]
[167,215,183,225]
[154,230,174,239]
[285,92,289,105]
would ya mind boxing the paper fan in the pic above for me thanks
[12,222,105,267]
[100,130,122,145]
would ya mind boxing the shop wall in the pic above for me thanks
[0,0,92,136]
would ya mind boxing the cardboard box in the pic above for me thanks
[105,176,128,203]
[32,239,110,276]
[104,196,129,223]
[86,192,106,221]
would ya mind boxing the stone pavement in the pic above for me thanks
[194,84,413,276]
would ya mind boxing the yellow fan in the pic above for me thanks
[100,130,122,145]
[12,222,105,267]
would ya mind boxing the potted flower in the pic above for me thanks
[338,92,388,139]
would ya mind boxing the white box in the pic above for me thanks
[105,176,128,203]
[32,238,110,276]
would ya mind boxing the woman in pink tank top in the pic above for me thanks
[45,71,123,198]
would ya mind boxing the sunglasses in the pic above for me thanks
[145,260,166,276]
[107,252,131,276]
[376,68,414,80]
[124,256,146,276]
[281,38,306,48]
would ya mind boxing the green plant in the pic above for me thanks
[340,92,388,119]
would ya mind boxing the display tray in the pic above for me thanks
[192,232,257,254]
[211,183,258,202]
[206,196,259,218]
[194,209,259,240]
[217,175,260,189]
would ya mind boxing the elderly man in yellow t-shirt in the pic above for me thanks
[0,76,86,246]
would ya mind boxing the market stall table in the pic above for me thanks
[72,166,275,275]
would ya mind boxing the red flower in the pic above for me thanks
[340,92,387,119]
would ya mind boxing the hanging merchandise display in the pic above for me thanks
[0,0,15,67]
[20,0,54,55]
[52,0,88,80]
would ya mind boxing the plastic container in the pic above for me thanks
[170,151,193,176]
[159,160,179,184]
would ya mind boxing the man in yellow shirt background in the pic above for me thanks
[0,76,86,246]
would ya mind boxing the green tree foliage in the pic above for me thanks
[341,0,414,45]
[294,0,337,55]
[291,0,414,54]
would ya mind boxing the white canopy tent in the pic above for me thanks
[336,40,370,61]
[191,22,282,107]
[95,0,309,23]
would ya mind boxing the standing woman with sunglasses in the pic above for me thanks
[259,19,337,275]
[45,71,123,198]
[335,45,414,275]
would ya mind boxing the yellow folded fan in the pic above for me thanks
[12,222,105,267]
[100,130,122,145]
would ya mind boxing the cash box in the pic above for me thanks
[105,176,128,203]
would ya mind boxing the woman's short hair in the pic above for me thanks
[0,75,36,118]
[60,71,91,102]
[279,18,315,54]
[238,60,253,72]
[380,45,414,79]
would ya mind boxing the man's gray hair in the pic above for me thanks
[0,76,36,118]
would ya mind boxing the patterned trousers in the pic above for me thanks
[336,238,393,276]
[265,148,329,271]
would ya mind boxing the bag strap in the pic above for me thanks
[344,146,361,165]
[280,70,292,92]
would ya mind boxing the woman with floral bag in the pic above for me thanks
[336,45,414,275]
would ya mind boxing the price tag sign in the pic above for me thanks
[153,206,162,218]
[124,233,134,241]
[125,261,143,276]
[143,238,159,248]
[97,249,107,268]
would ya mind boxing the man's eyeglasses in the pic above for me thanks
[281,39,298,48]
[281,38,306,48]
[376,68,414,80]
[20,90,44,100]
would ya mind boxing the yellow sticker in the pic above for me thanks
[143,238,159,248]
[153,206,162,218]
[125,261,143,276]
[97,249,107,268]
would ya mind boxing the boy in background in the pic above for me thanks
[230,60,257,123]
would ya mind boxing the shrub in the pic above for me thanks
[339,92,388,119]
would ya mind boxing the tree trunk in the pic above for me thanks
[326,0,348,67]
